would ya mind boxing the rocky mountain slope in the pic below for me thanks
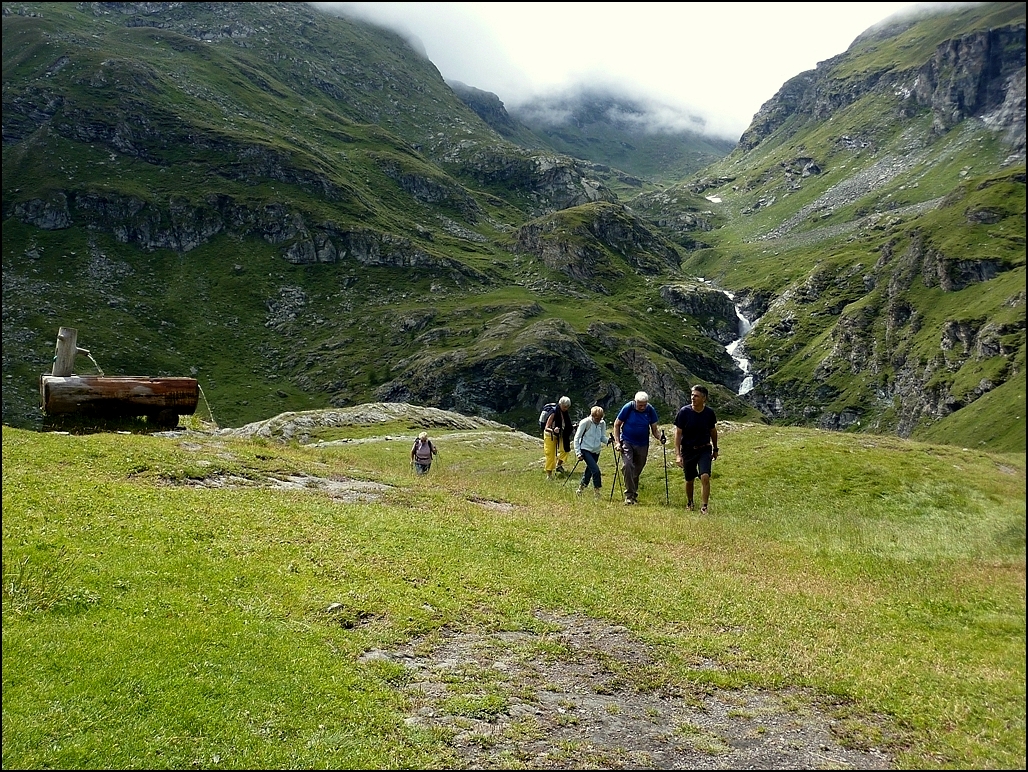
[450,81,737,185]
[2,1,1024,451]
[630,2,1026,449]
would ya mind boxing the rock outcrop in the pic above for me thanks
[373,316,602,420]
[740,20,1026,159]
[512,202,681,289]
[221,401,513,442]
[745,222,1025,436]
[659,284,739,346]
[9,189,490,282]
[448,80,521,138]
[443,147,618,217]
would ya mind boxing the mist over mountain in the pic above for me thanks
[446,81,736,183]
[506,85,737,182]
[511,87,718,137]
[2,1,1024,451]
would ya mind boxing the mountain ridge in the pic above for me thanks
[457,82,739,183]
[1,1,1024,452]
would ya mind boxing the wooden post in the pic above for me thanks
[51,326,90,377]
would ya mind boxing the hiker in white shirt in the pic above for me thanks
[573,406,607,498]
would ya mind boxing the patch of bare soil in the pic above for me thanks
[468,495,517,513]
[163,471,391,503]
[365,611,897,770]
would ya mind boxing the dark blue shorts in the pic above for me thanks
[681,446,712,481]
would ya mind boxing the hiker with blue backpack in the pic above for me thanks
[612,391,664,505]
[541,396,573,481]
[573,405,607,498]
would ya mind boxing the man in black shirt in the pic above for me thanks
[673,385,719,513]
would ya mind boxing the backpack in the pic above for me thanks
[538,402,558,432]
[413,438,434,463]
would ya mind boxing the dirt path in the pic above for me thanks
[362,611,899,769]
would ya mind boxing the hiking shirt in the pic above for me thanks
[574,418,607,455]
[616,402,659,446]
[412,439,435,464]
[673,405,717,448]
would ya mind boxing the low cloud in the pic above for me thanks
[315,2,750,139]
[315,2,943,143]
[509,84,741,141]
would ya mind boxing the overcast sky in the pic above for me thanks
[313,2,938,139]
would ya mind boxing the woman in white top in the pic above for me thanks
[573,406,607,497]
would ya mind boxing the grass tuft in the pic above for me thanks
[2,545,81,613]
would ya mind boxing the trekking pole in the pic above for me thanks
[608,433,622,503]
[660,430,669,505]
[562,456,583,487]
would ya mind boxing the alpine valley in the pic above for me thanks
[2,1,1025,452]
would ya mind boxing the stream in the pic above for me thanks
[723,290,756,396]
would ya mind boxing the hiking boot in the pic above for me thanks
[594,489,602,500]
[624,497,635,506]
[576,485,584,496]
[546,471,554,481]
[700,504,708,514]
[686,501,695,511]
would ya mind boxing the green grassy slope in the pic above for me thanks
[2,418,1024,768]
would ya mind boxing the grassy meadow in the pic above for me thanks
[2,415,1025,769]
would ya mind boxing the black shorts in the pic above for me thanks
[681,446,713,481]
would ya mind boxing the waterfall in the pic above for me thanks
[723,291,756,395]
